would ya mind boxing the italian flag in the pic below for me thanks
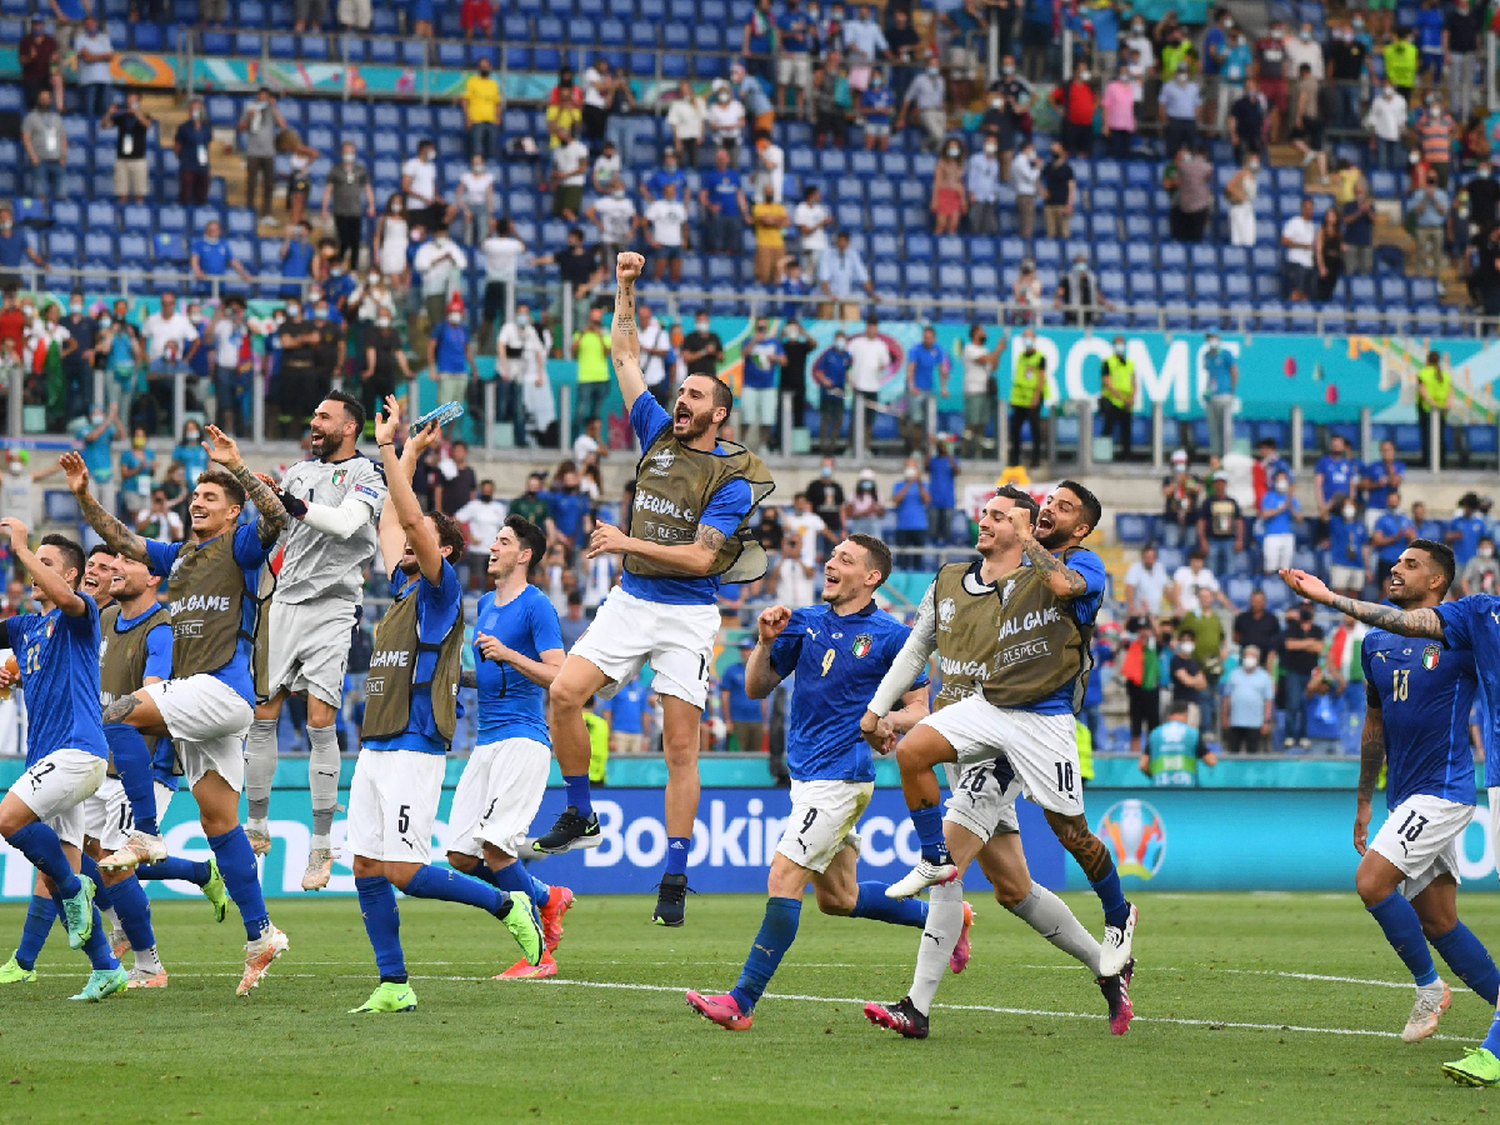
[1324,624,1366,683]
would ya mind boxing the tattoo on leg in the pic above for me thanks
[102,696,139,724]
[1053,816,1114,882]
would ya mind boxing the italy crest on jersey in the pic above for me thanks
[333,468,348,486]
[1422,644,1441,670]
[851,634,872,658]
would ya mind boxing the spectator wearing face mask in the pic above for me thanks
[1461,535,1500,596]
[68,403,121,515]
[587,178,638,269]
[1326,494,1369,597]
[428,296,477,418]
[239,88,286,220]
[455,480,506,592]
[118,425,156,523]
[1007,327,1046,468]
[958,322,1002,458]
[477,215,525,345]
[102,92,154,206]
[461,57,502,161]
[190,220,253,288]
[1257,470,1302,574]
[859,69,895,152]
[401,138,455,235]
[1278,603,1325,749]
[453,154,495,248]
[1215,21,1252,132]
[360,305,411,423]
[1168,632,1208,731]
[21,89,65,202]
[1364,82,1408,172]
[1159,64,1201,158]
[1040,142,1076,239]
[1051,66,1097,156]
[931,139,967,235]
[739,318,785,454]
[1101,70,1136,160]
[1414,93,1454,188]
[779,318,814,433]
[413,227,468,331]
[964,133,1002,234]
[1009,139,1040,240]
[890,458,929,569]
[565,304,607,444]
[812,331,853,452]
[705,84,748,164]
[899,62,947,153]
[1224,153,1261,248]
[1221,646,1274,754]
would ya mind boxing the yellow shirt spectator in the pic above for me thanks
[462,72,502,126]
[751,200,788,248]
[546,101,583,147]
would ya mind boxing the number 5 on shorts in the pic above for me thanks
[397,805,411,834]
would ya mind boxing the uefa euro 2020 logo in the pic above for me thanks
[1095,799,1166,880]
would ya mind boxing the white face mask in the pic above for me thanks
[1242,654,1259,670]
[375,317,391,328]
[1275,480,1290,493]
[984,143,998,155]
[904,466,918,479]
[1482,546,1496,559]
[1341,505,1357,520]
[1178,642,1195,656]
[1113,343,1125,355]
[448,313,463,325]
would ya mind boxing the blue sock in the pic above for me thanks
[562,774,593,819]
[490,860,536,900]
[403,864,508,916]
[851,882,929,927]
[6,823,82,898]
[48,889,117,972]
[206,828,270,942]
[462,861,504,889]
[1432,921,1500,1006]
[729,896,801,1013]
[1368,892,1439,986]
[1484,1011,1500,1057]
[135,856,212,885]
[106,875,155,953]
[106,724,158,836]
[355,875,405,982]
[665,837,689,877]
[909,807,949,863]
[529,873,551,907]
[15,894,57,970]
[1089,861,1131,930]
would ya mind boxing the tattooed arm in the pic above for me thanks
[586,519,727,577]
[1019,530,1090,598]
[610,251,648,410]
[59,451,149,562]
[202,426,288,545]
[1280,568,1446,640]
[1353,702,1385,855]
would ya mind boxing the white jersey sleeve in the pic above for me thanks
[868,580,938,717]
[273,455,386,605]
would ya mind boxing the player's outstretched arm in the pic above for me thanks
[60,450,149,563]
[611,251,648,410]
[1280,567,1445,639]
[375,395,446,586]
[203,425,289,545]
[2,518,84,616]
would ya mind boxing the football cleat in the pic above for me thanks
[0,957,36,984]
[99,830,168,871]
[501,892,543,966]
[539,885,575,953]
[1098,902,1138,977]
[1098,957,1135,1035]
[886,860,958,900]
[1402,981,1452,1043]
[685,990,752,1030]
[350,981,418,1013]
[237,925,290,996]
[301,846,335,892]
[949,901,975,974]
[1445,1047,1500,1087]
[126,967,168,989]
[69,966,129,1002]
[60,876,96,951]
[202,857,228,923]
[652,873,690,927]
[109,927,130,960]
[245,824,273,857]
[531,807,602,854]
[864,997,929,1039]
[495,951,558,980]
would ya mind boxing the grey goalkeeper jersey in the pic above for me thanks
[274,454,387,605]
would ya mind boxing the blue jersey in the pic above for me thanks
[770,601,928,782]
[927,454,956,509]
[1435,595,1500,787]
[191,237,231,275]
[1363,458,1405,510]
[814,347,852,390]
[1373,511,1414,564]
[1362,624,1477,807]
[608,677,649,735]
[146,523,273,706]
[1328,514,1368,566]
[365,560,463,755]
[1314,454,1360,506]
[1258,491,1299,536]
[6,597,108,768]
[473,584,561,747]
[719,662,763,723]
[620,395,753,606]
[152,737,179,790]
[906,342,947,392]
[1014,549,1107,716]
[1450,514,1488,566]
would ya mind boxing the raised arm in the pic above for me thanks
[611,251,648,409]
[61,450,148,562]
[1281,568,1445,639]
[375,394,446,585]
[1010,507,1089,599]
[1,518,84,615]
[745,604,792,698]
[202,425,288,545]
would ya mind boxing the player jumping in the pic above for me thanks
[446,514,575,981]
[684,534,939,1031]
[531,251,773,927]
[63,430,291,996]
[243,390,387,890]
[344,398,541,1015]
[860,488,1133,1038]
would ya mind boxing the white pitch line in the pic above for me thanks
[1020,963,1474,994]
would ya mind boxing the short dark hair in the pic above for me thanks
[848,532,892,586]
[40,534,85,587]
[324,388,364,434]
[87,543,114,560]
[709,376,734,421]
[995,484,1040,525]
[197,466,246,509]
[507,514,547,574]
[430,510,466,559]
[1057,479,1102,536]
[1410,537,1457,593]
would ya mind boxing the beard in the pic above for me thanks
[1037,525,1070,550]
[677,410,715,441]
[398,556,420,576]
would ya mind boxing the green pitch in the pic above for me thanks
[4,892,1500,1125]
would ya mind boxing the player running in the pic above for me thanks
[685,534,938,1031]
[1280,558,1500,1085]
[244,390,387,890]
[344,398,541,1015]
[0,524,126,1001]
[860,488,1133,1039]
[531,251,773,927]
[62,430,291,996]
[446,514,575,981]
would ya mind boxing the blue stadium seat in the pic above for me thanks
[936,236,965,262]
[1194,273,1222,300]
[906,234,933,261]
[1125,242,1153,269]
[153,233,188,263]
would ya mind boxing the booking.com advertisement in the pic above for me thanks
[3,785,1498,900]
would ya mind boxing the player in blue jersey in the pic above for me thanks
[685,533,937,1031]
[532,252,772,928]
[62,429,292,996]
[1344,540,1500,1043]
[0,523,126,1001]
[343,398,541,1015]
[1282,555,1500,1084]
[446,514,575,981]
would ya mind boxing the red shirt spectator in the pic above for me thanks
[1053,77,1098,126]
[0,299,23,356]
[17,21,57,106]
[459,0,493,37]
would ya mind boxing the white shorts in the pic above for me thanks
[777,54,812,90]
[1329,564,1366,590]
[143,675,255,792]
[154,780,175,824]
[740,385,779,427]
[1370,793,1473,897]
[942,759,1022,842]
[570,586,719,710]
[774,779,873,874]
[346,748,445,864]
[266,598,357,708]
[918,696,1083,817]
[447,738,552,859]
[1261,532,1296,574]
[83,777,132,852]
[10,749,108,850]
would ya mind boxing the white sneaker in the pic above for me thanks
[1099,902,1138,977]
[237,925,289,996]
[885,859,959,899]
[99,830,168,871]
[245,823,273,857]
[1402,980,1452,1043]
[301,846,335,891]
